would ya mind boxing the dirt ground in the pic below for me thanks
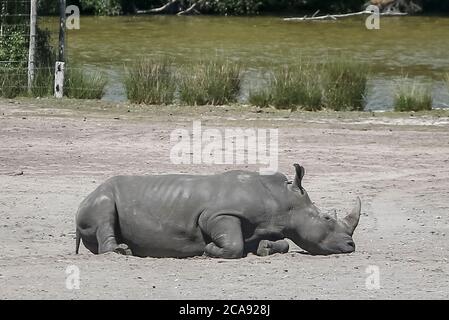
[0,98,448,300]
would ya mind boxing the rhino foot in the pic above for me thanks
[257,240,289,257]
[113,244,133,256]
[257,240,274,256]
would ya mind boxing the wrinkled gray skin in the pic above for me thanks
[75,164,361,258]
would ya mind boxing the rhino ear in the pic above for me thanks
[292,163,305,194]
[343,197,361,235]
[331,209,337,219]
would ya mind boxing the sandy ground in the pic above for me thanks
[0,98,448,300]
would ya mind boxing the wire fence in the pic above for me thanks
[0,0,62,97]
[0,0,30,69]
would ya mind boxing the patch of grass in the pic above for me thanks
[125,59,176,105]
[249,64,322,111]
[321,60,368,111]
[179,60,241,106]
[65,67,107,99]
[394,80,432,112]
[0,67,26,98]
[31,67,54,97]
[0,66,107,99]
[248,89,272,108]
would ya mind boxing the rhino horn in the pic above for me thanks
[292,163,305,194]
[343,197,361,234]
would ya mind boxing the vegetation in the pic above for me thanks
[36,0,449,16]
[248,89,272,108]
[321,60,368,111]
[394,80,433,112]
[258,64,322,110]
[179,60,241,105]
[125,59,177,104]
[1,1,53,98]
[249,60,367,111]
[0,68,26,98]
[0,1,107,99]
[65,67,108,99]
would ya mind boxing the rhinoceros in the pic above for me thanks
[75,164,361,258]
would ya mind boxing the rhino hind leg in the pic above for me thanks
[256,240,290,257]
[77,188,131,256]
[202,215,244,259]
[96,223,131,255]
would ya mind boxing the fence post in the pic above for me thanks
[55,0,66,98]
[28,0,37,94]
[54,61,65,98]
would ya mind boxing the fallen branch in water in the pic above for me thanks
[177,0,204,16]
[283,10,407,21]
[137,0,179,14]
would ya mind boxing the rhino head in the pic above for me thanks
[284,164,361,255]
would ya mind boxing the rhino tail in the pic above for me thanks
[75,228,81,254]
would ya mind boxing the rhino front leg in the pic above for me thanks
[256,240,289,256]
[203,215,244,259]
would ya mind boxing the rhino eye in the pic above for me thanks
[324,216,331,221]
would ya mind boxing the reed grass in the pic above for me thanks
[65,67,107,99]
[0,67,26,98]
[249,63,322,110]
[394,80,432,112]
[321,60,368,111]
[179,60,241,105]
[125,59,176,105]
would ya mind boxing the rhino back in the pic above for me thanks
[110,174,214,257]
[108,171,290,257]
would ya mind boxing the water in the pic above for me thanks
[45,15,449,109]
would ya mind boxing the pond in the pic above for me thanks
[46,15,449,110]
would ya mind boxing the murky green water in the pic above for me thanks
[44,15,449,109]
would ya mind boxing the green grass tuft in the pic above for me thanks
[65,67,107,99]
[394,80,432,112]
[0,67,26,98]
[179,60,241,106]
[249,63,323,111]
[125,59,176,105]
[321,60,368,111]
[248,89,272,108]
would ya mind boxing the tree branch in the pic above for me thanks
[177,0,204,16]
[137,0,179,14]
[283,10,407,22]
